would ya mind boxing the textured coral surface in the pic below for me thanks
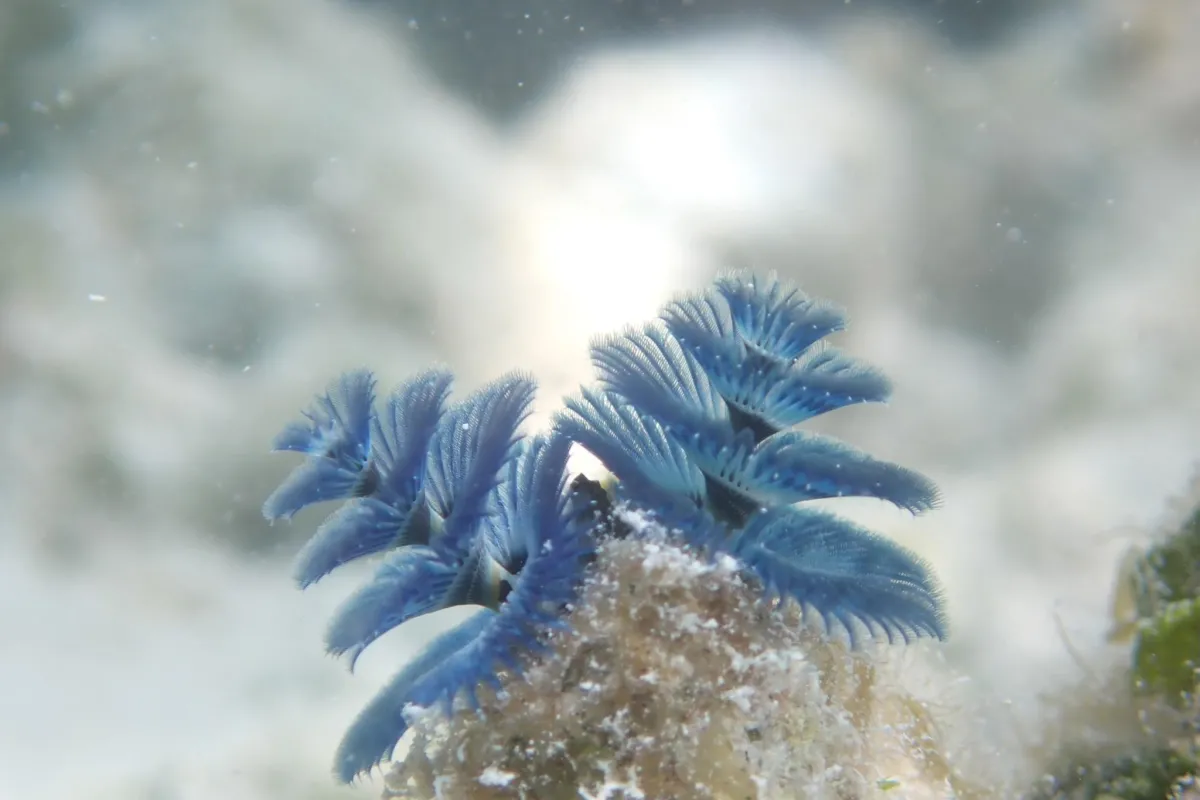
[383,521,990,799]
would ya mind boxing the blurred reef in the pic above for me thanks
[350,0,1034,120]
[2,0,1199,797]
[1024,472,1200,800]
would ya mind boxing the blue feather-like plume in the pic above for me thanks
[665,293,892,438]
[561,271,946,638]
[555,387,707,513]
[290,369,452,587]
[332,608,497,782]
[716,505,946,645]
[681,426,939,520]
[263,270,948,785]
[265,373,594,782]
[712,272,847,361]
[591,325,729,433]
[332,431,594,782]
[425,372,537,555]
[263,370,376,521]
[323,545,459,669]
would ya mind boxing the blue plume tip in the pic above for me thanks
[263,370,376,521]
[324,544,459,669]
[333,610,497,783]
[721,506,947,644]
[278,369,452,586]
[713,272,847,362]
[426,371,538,555]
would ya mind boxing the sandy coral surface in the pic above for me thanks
[383,522,1003,799]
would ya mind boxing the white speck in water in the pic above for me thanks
[242,365,252,373]
[461,422,470,431]
[88,293,107,302]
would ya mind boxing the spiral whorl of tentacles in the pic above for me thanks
[263,273,946,783]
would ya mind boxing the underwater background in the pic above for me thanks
[1,0,1198,797]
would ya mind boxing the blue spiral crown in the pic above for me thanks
[263,272,946,782]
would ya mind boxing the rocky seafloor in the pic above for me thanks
[1,0,1198,797]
